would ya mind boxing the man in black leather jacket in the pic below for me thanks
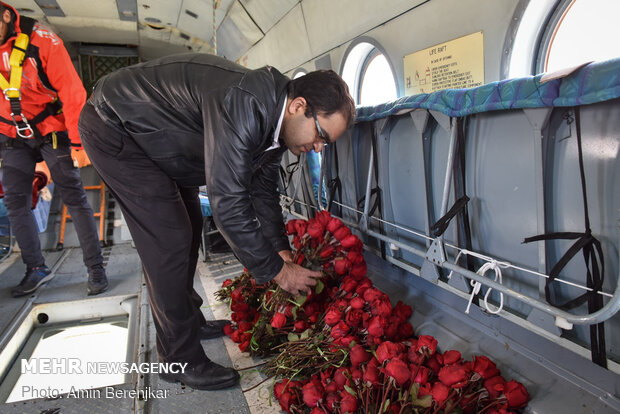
[78,53,355,390]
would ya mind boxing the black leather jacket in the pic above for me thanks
[88,53,290,282]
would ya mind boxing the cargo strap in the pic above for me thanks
[523,107,606,368]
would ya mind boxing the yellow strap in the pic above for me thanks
[0,33,31,99]
[52,131,57,149]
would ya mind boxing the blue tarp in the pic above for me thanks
[356,58,620,122]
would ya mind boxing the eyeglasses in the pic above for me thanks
[311,108,330,147]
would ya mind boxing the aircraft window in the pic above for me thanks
[342,41,397,105]
[359,52,398,106]
[542,0,620,72]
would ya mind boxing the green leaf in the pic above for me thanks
[344,385,356,396]
[300,329,310,340]
[315,279,325,294]
[409,382,419,401]
[413,395,432,408]
[292,307,298,320]
[382,399,390,413]
[287,333,299,342]
[266,325,274,336]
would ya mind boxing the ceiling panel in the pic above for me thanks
[177,0,213,41]
[238,0,297,33]
[137,0,182,26]
[302,0,426,57]
[7,0,45,19]
[241,4,311,71]
[48,17,139,44]
[56,0,119,19]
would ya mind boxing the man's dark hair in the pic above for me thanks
[287,70,356,128]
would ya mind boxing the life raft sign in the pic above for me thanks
[404,31,484,95]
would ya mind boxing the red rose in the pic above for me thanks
[362,288,381,303]
[295,220,308,236]
[270,312,287,329]
[333,367,350,389]
[351,367,363,381]
[438,364,470,388]
[330,321,350,339]
[392,300,413,321]
[310,407,328,414]
[426,354,442,374]
[278,392,297,413]
[325,382,339,393]
[350,296,365,310]
[319,245,335,259]
[231,301,249,312]
[339,390,359,413]
[376,341,404,364]
[285,219,299,235]
[349,344,371,367]
[347,250,364,264]
[237,321,252,333]
[363,363,380,385]
[407,346,425,364]
[384,359,410,386]
[223,324,234,336]
[412,366,430,385]
[296,254,306,265]
[325,392,340,411]
[294,320,309,332]
[484,375,506,399]
[504,380,530,408]
[430,382,450,403]
[334,258,352,275]
[416,335,438,355]
[274,380,291,399]
[340,234,360,249]
[397,322,414,339]
[326,217,344,233]
[316,210,332,226]
[442,350,462,365]
[341,277,358,293]
[350,263,367,279]
[336,335,355,347]
[230,330,242,343]
[324,308,343,326]
[371,298,392,317]
[238,339,250,352]
[333,226,351,241]
[307,221,325,239]
[345,309,364,327]
[472,355,500,379]
[222,278,233,287]
[302,381,324,408]
[231,287,243,301]
[418,382,432,398]
[366,316,385,337]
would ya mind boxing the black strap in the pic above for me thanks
[326,144,342,213]
[357,125,382,218]
[523,107,606,368]
[430,195,470,238]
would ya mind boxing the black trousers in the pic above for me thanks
[0,132,102,269]
[78,103,208,365]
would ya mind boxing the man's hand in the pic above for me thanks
[278,249,294,263]
[273,262,322,296]
[71,148,91,168]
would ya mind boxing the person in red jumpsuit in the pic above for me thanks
[0,2,107,297]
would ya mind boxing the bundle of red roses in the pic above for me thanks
[216,210,366,357]
[217,212,530,413]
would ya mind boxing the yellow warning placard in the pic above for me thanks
[404,31,484,95]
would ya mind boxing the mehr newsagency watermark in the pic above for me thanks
[17,358,185,400]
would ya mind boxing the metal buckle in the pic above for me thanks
[3,88,21,101]
[10,112,34,138]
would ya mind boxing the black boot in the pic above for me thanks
[199,320,229,340]
[159,360,239,390]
